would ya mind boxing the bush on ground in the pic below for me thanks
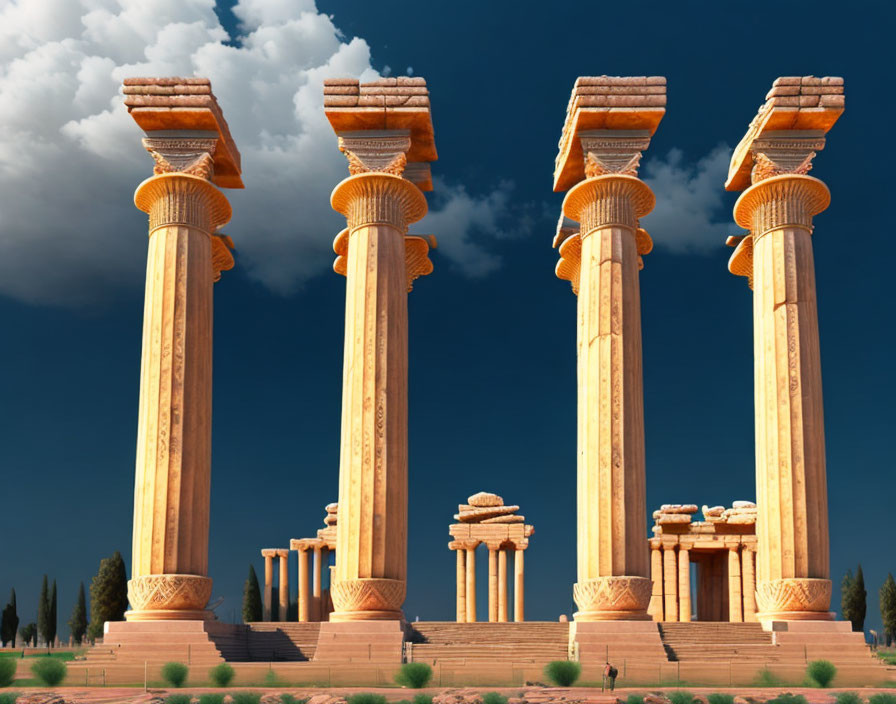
[412,695,433,704]
[161,662,189,688]
[835,693,863,704]
[280,695,307,704]
[625,695,645,704]
[0,659,16,688]
[30,658,67,686]
[754,668,782,687]
[0,693,19,704]
[209,663,235,687]
[200,694,226,704]
[263,670,280,687]
[807,660,837,688]
[482,694,507,704]
[346,695,387,704]
[869,695,896,704]
[669,691,694,704]
[232,692,262,704]
[767,694,808,704]
[166,695,191,704]
[544,660,582,687]
[395,662,433,689]
[708,695,734,704]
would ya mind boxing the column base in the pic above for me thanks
[329,609,404,622]
[573,576,652,621]
[329,578,406,622]
[126,609,213,622]
[127,574,213,620]
[754,577,832,627]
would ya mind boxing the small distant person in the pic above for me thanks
[604,661,618,691]
[870,629,878,650]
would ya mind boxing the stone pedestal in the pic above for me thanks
[570,620,667,664]
[313,620,404,663]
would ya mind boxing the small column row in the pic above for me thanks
[260,548,289,622]
[290,539,333,622]
[450,540,526,622]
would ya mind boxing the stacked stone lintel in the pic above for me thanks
[553,76,665,624]
[725,76,843,627]
[123,77,242,623]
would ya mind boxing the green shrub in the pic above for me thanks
[395,662,433,689]
[0,693,19,704]
[482,694,507,704]
[767,695,807,704]
[263,670,280,687]
[30,658,67,686]
[807,660,836,688]
[161,661,189,688]
[209,663,234,687]
[669,692,694,704]
[543,660,582,687]
[0,659,15,688]
[869,696,896,704]
[708,695,734,704]
[835,693,863,704]
[754,668,782,687]
[626,696,645,704]
[232,694,261,704]
[346,695,387,704]
[166,696,191,704]
[200,695,226,704]
[413,695,433,704]
[280,695,307,704]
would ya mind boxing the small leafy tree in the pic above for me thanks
[0,589,18,647]
[242,565,263,623]
[807,659,836,687]
[209,662,235,687]
[88,551,128,641]
[161,661,189,687]
[19,622,36,646]
[31,658,67,686]
[69,582,88,645]
[0,658,17,687]
[395,662,432,688]
[880,574,896,647]
[544,660,581,687]
[37,575,50,647]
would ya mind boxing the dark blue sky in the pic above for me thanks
[3,0,894,635]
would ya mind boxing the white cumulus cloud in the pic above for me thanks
[0,0,518,307]
[641,144,735,252]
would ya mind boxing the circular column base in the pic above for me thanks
[328,609,404,622]
[755,578,832,618]
[127,574,213,617]
[329,577,406,622]
[125,609,213,622]
[573,576,652,622]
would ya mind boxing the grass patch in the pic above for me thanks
[835,693,863,704]
[346,696,387,704]
[412,695,433,704]
[166,696,191,704]
[0,651,75,661]
[870,695,896,704]
[767,695,808,704]
[199,695,225,704]
[232,693,262,704]
[708,695,734,704]
[754,668,783,687]
[482,695,507,704]
[625,696,645,704]
[279,695,307,704]
[668,692,694,704]
[0,693,20,704]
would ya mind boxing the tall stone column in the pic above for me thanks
[313,546,323,622]
[488,544,499,622]
[452,542,466,622]
[726,77,843,624]
[743,546,757,622]
[279,551,289,622]
[648,539,664,621]
[325,80,437,622]
[498,549,508,623]
[262,551,274,622]
[728,546,743,622]
[514,546,525,622]
[678,547,691,622]
[298,548,310,622]
[554,78,664,621]
[122,78,242,622]
[466,544,478,623]
[663,545,678,622]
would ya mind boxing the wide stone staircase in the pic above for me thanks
[406,622,570,664]
[245,622,321,661]
[659,622,774,662]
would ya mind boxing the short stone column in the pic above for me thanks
[648,539,664,621]
[466,543,478,623]
[678,547,691,622]
[487,543,499,623]
[554,79,665,621]
[514,546,525,622]
[726,78,843,623]
[451,542,466,622]
[326,102,435,622]
[278,551,289,622]
[262,551,274,622]
[663,545,678,622]
[498,548,508,622]
[728,546,743,622]
[122,78,242,621]
[742,546,758,622]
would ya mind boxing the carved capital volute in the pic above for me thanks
[580,130,651,179]
[135,173,231,235]
[733,174,830,243]
[142,134,218,181]
[749,131,825,184]
[562,174,655,236]
[338,132,411,176]
[331,172,427,233]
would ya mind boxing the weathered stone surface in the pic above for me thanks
[468,491,504,507]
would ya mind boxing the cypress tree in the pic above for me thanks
[69,582,88,645]
[37,575,50,647]
[0,589,18,647]
[87,551,129,641]
[880,573,896,647]
[853,564,867,633]
[49,580,57,647]
[242,565,263,623]
[841,569,855,626]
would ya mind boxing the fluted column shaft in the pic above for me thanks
[648,543,663,621]
[563,175,655,621]
[743,547,757,622]
[330,173,427,621]
[456,547,466,622]
[466,546,477,623]
[514,548,525,622]
[312,548,322,621]
[488,547,499,622]
[728,547,743,622]
[263,554,273,622]
[128,174,231,621]
[678,547,691,622]
[298,549,310,622]
[279,553,289,622]
[663,546,678,622]
[734,174,833,621]
[498,549,508,622]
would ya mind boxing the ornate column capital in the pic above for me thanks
[331,173,427,233]
[562,175,655,236]
[337,131,411,176]
[734,174,830,242]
